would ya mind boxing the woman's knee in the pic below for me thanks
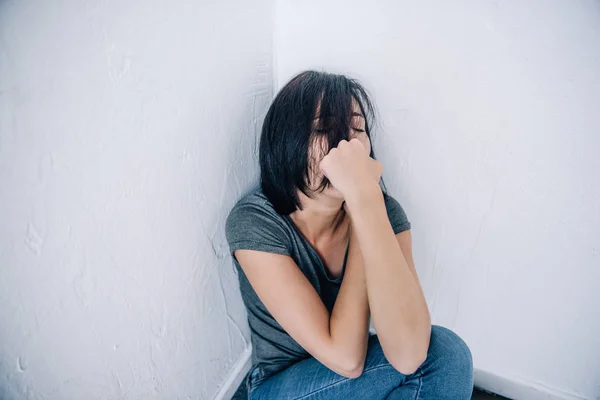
[425,325,474,392]
[429,325,473,369]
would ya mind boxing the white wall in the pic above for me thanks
[0,1,273,398]
[276,1,600,399]
[2,1,599,399]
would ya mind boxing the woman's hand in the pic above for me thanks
[319,138,383,201]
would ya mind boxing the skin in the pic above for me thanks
[234,100,431,378]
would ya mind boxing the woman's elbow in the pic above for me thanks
[395,324,432,374]
[340,362,364,379]
[335,354,366,379]
[387,335,430,375]
[389,350,427,375]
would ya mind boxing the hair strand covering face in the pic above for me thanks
[259,70,387,215]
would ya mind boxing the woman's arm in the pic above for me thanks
[234,240,370,378]
[345,183,431,375]
[329,218,370,373]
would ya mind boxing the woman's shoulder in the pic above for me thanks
[227,186,279,220]
[225,186,291,256]
[382,191,412,234]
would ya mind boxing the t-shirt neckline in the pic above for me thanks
[283,214,350,283]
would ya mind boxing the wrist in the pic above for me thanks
[344,182,384,211]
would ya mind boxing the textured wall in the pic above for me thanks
[0,0,273,398]
[275,1,600,399]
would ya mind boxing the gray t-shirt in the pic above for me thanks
[225,186,411,384]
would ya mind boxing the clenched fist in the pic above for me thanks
[319,138,383,201]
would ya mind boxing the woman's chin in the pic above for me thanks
[326,186,345,200]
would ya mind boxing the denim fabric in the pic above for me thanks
[247,325,473,400]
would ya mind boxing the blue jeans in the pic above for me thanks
[247,325,473,399]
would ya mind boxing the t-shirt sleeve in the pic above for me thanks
[383,193,412,234]
[225,202,291,258]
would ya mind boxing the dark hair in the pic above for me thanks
[259,70,386,215]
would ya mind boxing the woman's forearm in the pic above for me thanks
[345,183,431,375]
[328,226,370,377]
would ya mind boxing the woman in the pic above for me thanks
[225,71,473,399]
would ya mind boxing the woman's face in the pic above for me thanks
[307,99,371,200]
